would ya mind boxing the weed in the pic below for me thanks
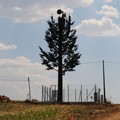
[0,102,13,112]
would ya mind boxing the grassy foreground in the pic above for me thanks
[0,102,119,120]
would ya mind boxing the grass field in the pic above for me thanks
[0,101,119,120]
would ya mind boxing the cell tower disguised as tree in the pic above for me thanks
[39,9,81,102]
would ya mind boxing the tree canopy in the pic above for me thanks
[39,14,81,75]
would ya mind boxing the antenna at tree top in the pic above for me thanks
[57,9,63,15]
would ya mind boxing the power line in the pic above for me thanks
[0,76,28,81]
[0,79,27,81]
[0,60,120,67]
[81,60,120,65]
[105,61,120,64]
[81,61,101,65]
[0,66,42,67]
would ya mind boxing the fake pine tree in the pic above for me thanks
[39,9,81,102]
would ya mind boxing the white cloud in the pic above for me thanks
[76,17,120,37]
[13,4,73,23]
[0,3,73,23]
[0,0,94,8]
[96,5,119,18]
[13,7,23,11]
[0,56,57,84]
[0,56,57,100]
[0,0,95,23]
[0,43,17,50]
[65,0,94,7]
[103,0,113,3]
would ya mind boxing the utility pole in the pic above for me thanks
[102,60,106,103]
[81,84,82,102]
[28,77,31,101]
[57,9,65,102]
[75,89,77,102]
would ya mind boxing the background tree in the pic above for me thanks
[39,9,81,102]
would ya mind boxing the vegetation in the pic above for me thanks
[39,12,81,75]
[0,102,119,120]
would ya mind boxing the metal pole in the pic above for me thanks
[42,85,43,102]
[94,85,97,103]
[75,89,77,102]
[43,86,45,101]
[55,85,57,102]
[47,87,48,102]
[57,9,65,102]
[45,86,46,101]
[68,85,69,102]
[81,84,82,102]
[86,89,88,102]
[102,60,106,103]
[49,88,51,102]
[28,77,31,101]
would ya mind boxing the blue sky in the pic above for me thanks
[0,0,120,103]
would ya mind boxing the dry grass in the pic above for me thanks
[0,102,119,120]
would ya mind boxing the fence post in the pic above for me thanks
[42,85,43,102]
[81,84,82,102]
[94,85,97,103]
[68,85,69,102]
[86,89,88,102]
[47,87,48,102]
[44,86,46,101]
[75,89,77,102]
[49,88,51,102]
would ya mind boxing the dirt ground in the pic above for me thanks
[102,112,120,120]
[98,105,120,120]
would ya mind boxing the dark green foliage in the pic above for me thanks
[39,15,81,75]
